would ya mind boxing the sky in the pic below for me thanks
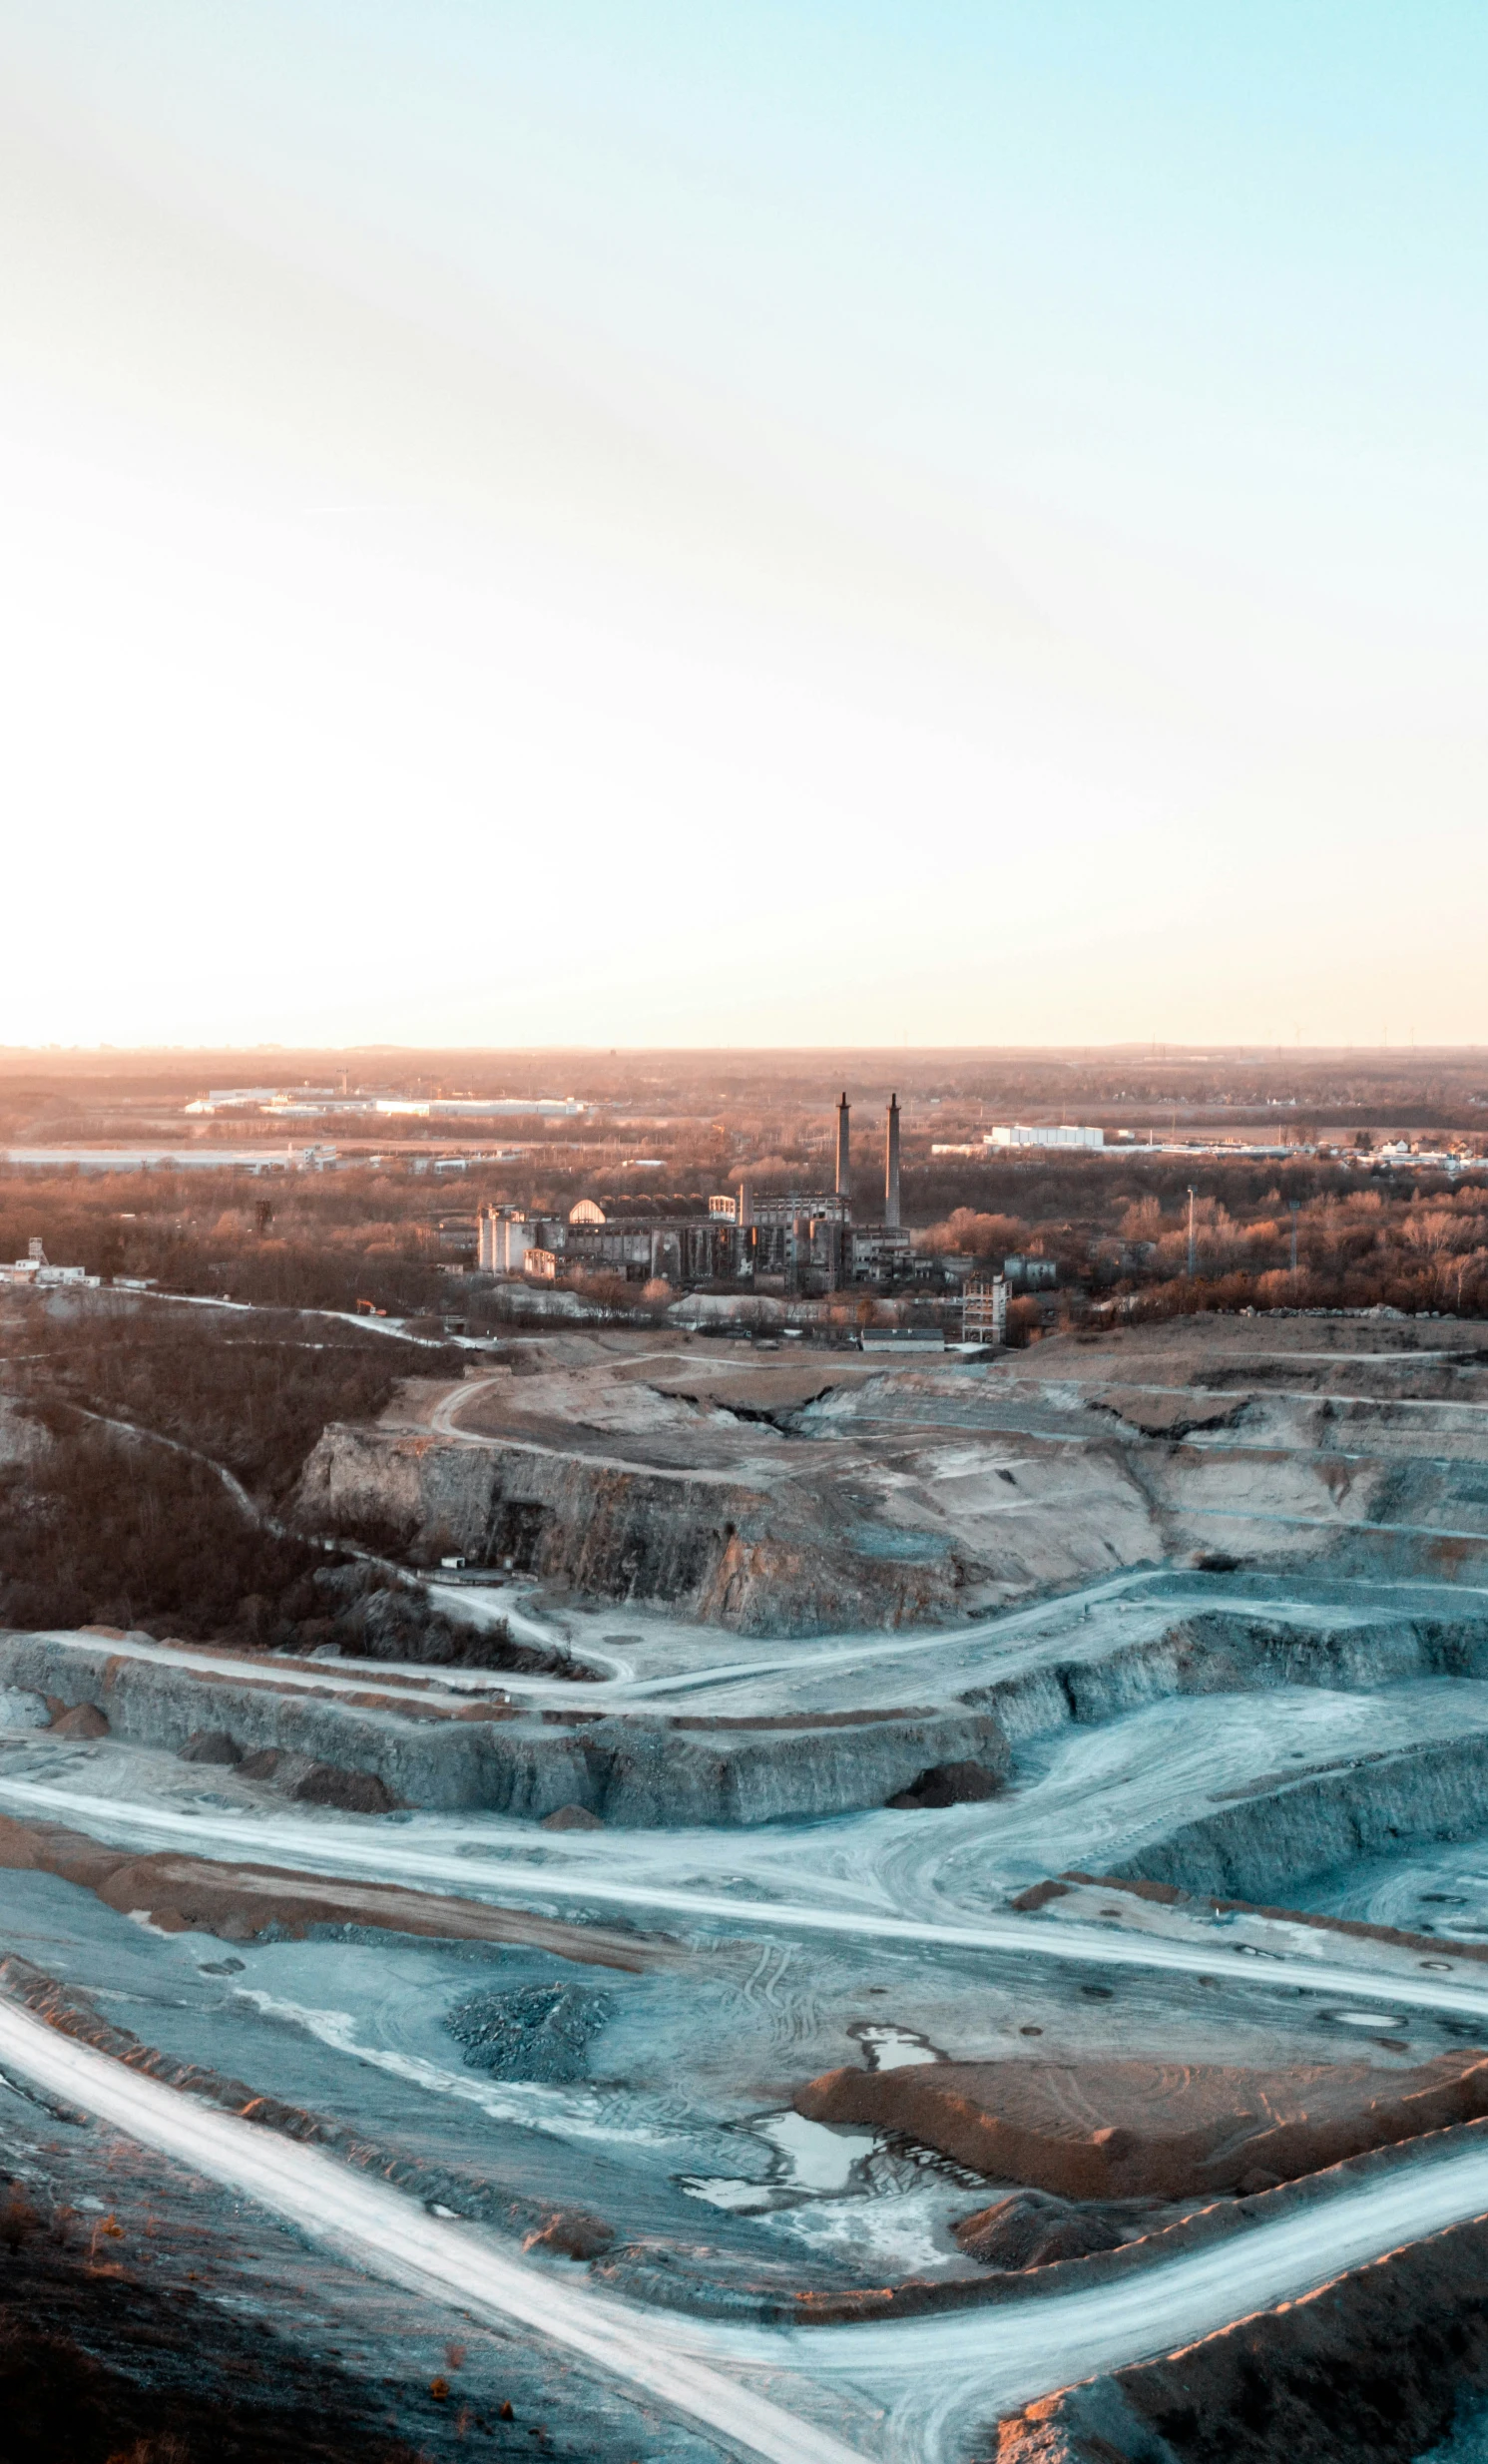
[1,2,1485,1049]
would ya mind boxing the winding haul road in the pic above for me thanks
[6,1770,1488,2028]
[4,1987,1488,2464]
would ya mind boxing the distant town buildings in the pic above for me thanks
[1003,1253,1058,1290]
[0,1238,99,1289]
[187,1088,587,1121]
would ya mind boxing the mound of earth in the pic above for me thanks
[888,1757,1004,1810]
[954,2187,1161,2268]
[443,1982,611,2083]
[994,2206,1488,2463]
[795,2051,1488,2200]
[521,2209,614,2260]
[178,1727,242,1765]
[234,1746,397,1812]
[47,1702,108,1739]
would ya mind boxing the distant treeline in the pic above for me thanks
[918,1167,1488,1320]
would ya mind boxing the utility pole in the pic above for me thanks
[1187,1187,1197,1278]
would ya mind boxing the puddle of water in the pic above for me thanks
[854,2024,939,2073]
[679,2178,776,2213]
[757,2110,877,2192]
[1330,2010,1409,2029]
[680,2108,881,2211]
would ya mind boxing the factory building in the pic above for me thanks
[476,1094,915,1296]
[477,1208,538,1274]
[961,1274,1008,1345]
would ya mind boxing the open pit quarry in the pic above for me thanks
[13,1317,1488,2460]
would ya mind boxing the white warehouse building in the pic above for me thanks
[986,1124,1105,1152]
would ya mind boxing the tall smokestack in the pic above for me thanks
[835,1091,851,1203]
[884,1093,901,1227]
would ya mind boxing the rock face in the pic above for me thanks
[0,1634,1010,1824]
[1110,1725,1488,1903]
[795,2052,1488,2200]
[295,1423,970,1635]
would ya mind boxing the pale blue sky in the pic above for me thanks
[1,4,1484,1044]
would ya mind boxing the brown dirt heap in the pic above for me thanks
[796,2051,1488,2200]
[0,1813,682,1972]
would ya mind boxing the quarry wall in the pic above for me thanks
[294,1422,970,1634]
[0,1634,1009,1823]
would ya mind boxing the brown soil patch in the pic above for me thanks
[1094,1388,1244,1439]
[888,1759,1004,1810]
[521,2210,614,2260]
[667,1707,935,1731]
[796,2051,1488,2200]
[0,1813,683,1971]
[1066,1868,1488,1965]
[47,1703,109,1739]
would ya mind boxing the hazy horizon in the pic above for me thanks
[4,5,1484,1048]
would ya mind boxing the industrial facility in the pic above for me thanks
[478,1093,917,1296]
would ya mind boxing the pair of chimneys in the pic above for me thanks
[835,1091,900,1227]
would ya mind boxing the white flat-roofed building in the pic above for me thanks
[376,1098,586,1119]
[0,1258,98,1287]
[987,1123,1105,1151]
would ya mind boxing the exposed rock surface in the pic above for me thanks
[960,1608,1488,1742]
[296,1419,970,1635]
[0,1631,1012,1821]
[274,1319,1488,1633]
[1111,1726,1488,1902]
[795,2051,1488,2199]
[0,1686,50,1732]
